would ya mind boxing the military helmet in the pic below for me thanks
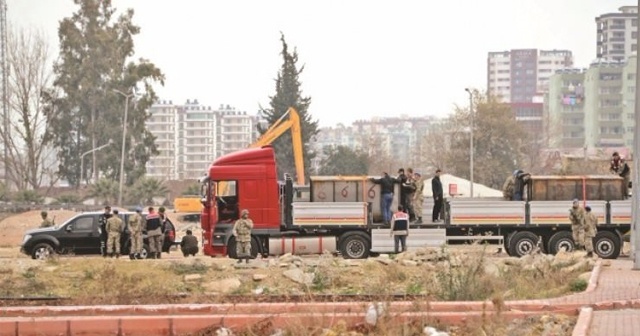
[241,209,249,216]
[40,211,47,217]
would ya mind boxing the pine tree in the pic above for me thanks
[46,0,164,186]
[259,33,318,182]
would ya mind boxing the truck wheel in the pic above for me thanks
[339,232,370,259]
[31,243,55,260]
[227,237,260,259]
[593,231,621,259]
[507,231,538,257]
[140,244,150,259]
[547,231,575,255]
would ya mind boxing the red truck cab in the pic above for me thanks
[201,146,282,256]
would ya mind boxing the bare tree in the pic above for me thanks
[0,28,57,190]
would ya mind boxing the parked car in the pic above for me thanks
[20,211,176,259]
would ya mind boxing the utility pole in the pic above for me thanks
[113,89,135,207]
[633,0,640,269]
[465,88,474,198]
[0,0,8,188]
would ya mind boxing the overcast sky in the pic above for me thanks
[8,0,634,127]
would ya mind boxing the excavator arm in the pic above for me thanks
[251,107,305,185]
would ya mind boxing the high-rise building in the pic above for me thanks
[145,100,259,181]
[146,100,178,180]
[546,57,636,151]
[487,49,574,103]
[596,6,638,62]
[545,69,587,149]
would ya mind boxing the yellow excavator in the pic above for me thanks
[250,107,305,185]
[217,107,305,197]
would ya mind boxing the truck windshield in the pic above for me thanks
[215,180,238,223]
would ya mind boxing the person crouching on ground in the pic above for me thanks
[181,229,199,257]
[390,205,410,253]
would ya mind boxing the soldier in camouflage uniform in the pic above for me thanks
[569,199,586,250]
[128,207,144,260]
[502,171,516,200]
[412,172,424,224]
[106,209,124,258]
[584,206,599,258]
[232,209,254,264]
[40,211,54,228]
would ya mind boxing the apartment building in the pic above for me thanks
[545,69,587,149]
[177,100,217,180]
[487,49,574,103]
[145,100,259,181]
[596,6,638,62]
[546,56,636,150]
[146,100,178,180]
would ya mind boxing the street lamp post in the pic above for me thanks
[80,140,113,186]
[113,89,135,207]
[465,88,474,198]
[633,0,640,269]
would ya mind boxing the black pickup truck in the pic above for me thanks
[20,211,176,259]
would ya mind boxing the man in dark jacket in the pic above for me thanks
[513,170,531,201]
[180,230,199,257]
[145,207,163,259]
[432,169,443,222]
[98,206,112,257]
[370,172,396,225]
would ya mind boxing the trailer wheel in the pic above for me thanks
[507,231,539,257]
[339,232,370,259]
[593,231,621,259]
[547,231,575,255]
[227,236,260,259]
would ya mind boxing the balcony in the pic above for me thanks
[610,24,626,30]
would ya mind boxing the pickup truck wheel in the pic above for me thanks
[507,231,539,257]
[339,232,370,259]
[31,243,54,260]
[547,231,575,255]
[134,244,151,259]
[593,231,621,259]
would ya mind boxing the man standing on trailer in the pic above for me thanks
[569,199,586,250]
[233,209,254,263]
[610,151,630,199]
[584,206,599,258]
[370,172,396,225]
[390,205,410,253]
[432,169,443,222]
[413,172,425,224]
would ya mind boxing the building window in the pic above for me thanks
[633,44,638,52]
[628,73,636,80]
[634,31,638,39]
[633,19,638,27]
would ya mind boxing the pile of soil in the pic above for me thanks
[0,209,78,246]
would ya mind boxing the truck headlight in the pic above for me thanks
[21,234,32,245]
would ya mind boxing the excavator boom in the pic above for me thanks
[252,107,305,185]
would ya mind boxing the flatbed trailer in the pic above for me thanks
[200,146,630,260]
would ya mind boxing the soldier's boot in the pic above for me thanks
[245,258,250,264]
[236,258,242,264]
[134,253,141,259]
[115,253,120,259]
[156,252,161,259]
[129,254,135,260]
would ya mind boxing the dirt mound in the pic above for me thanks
[0,209,79,247]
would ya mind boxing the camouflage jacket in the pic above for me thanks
[233,218,254,242]
[585,212,598,236]
[569,207,586,226]
[106,216,123,233]
[128,213,143,234]
[40,218,54,228]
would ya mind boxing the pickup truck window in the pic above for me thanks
[71,217,94,231]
